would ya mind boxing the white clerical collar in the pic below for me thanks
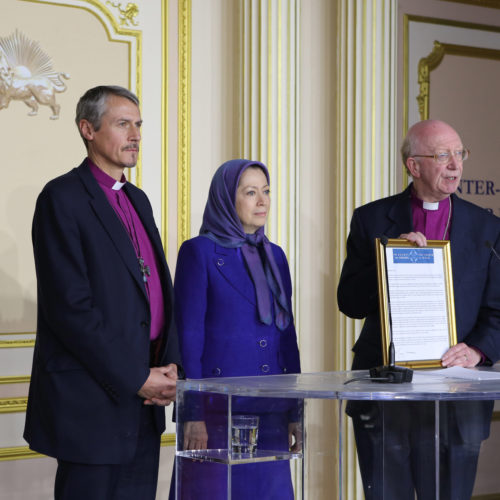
[112,180,126,191]
[422,200,440,211]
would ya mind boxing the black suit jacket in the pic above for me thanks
[24,159,181,464]
[338,184,500,441]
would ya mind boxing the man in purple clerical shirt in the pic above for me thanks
[338,120,500,500]
[24,86,182,500]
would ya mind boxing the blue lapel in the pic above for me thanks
[211,243,257,306]
[75,161,148,300]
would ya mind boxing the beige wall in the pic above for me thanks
[299,1,338,495]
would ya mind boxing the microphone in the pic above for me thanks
[369,235,413,383]
[486,240,500,262]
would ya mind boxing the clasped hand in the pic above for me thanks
[137,363,178,406]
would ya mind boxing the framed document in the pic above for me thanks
[375,238,457,369]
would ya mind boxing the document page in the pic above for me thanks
[386,247,450,362]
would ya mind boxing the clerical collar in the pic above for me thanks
[87,158,127,191]
[410,188,449,211]
[423,201,439,211]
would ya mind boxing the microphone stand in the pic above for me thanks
[369,236,413,383]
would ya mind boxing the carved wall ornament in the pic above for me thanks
[106,1,139,27]
[0,30,70,120]
[417,40,500,120]
[417,41,446,121]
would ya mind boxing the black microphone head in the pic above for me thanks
[485,240,493,250]
[380,235,389,246]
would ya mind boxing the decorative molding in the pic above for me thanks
[0,339,35,348]
[0,30,70,120]
[440,0,500,8]
[0,332,35,349]
[20,0,143,186]
[0,397,27,414]
[403,14,500,187]
[0,446,44,462]
[417,41,500,120]
[416,41,446,121]
[161,0,169,254]
[0,376,30,385]
[177,0,191,248]
[0,332,35,335]
[106,1,139,26]
[161,432,175,447]
[0,433,175,462]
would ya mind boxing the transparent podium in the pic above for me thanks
[175,368,500,499]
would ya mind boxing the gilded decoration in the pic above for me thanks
[106,1,139,26]
[440,0,500,8]
[0,446,44,462]
[0,339,35,348]
[19,0,143,185]
[417,41,445,121]
[0,376,30,384]
[0,435,174,462]
[0,29,69,119]
[417,40,500,120]
[177,0,191,247]
[0,397,27,414]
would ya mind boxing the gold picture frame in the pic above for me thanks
[376,238,457,369]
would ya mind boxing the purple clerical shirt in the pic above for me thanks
[410,189,451,240]
[89,160,165,340]
[411,188,486,363]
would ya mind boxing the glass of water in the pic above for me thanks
[231,415,259,455]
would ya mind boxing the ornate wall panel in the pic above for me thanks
[336,1,398,498]
[0,2,176,496]
[239,0,299,266]
[177,0,191,248]
[0,0,138,369]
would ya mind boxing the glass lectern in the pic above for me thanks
[175,368,500,499]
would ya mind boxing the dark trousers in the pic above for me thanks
[350,401,481,500]
[55,405,161,500]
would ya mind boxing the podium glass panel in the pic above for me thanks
[175,370,500,499]
[175,389,304,499]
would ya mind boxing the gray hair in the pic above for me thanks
[400,135,412,167]
[75,85,139,148]
[400,128,421,174]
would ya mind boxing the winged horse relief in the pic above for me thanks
[0,30,70,120]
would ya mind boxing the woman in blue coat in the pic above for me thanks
[173,159,301,499]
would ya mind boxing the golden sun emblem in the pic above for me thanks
[0,30,70,120]
[107,2,140,27]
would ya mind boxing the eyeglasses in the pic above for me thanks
[410,149,469,164]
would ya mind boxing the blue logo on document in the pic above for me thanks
[393,248,434,264]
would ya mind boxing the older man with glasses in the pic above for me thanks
[338,119,500,499]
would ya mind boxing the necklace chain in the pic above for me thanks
[442,197,452,240]
[116,194,151,283]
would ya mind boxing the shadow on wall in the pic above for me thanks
[0,183,39,333]
[0,232,36,333]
